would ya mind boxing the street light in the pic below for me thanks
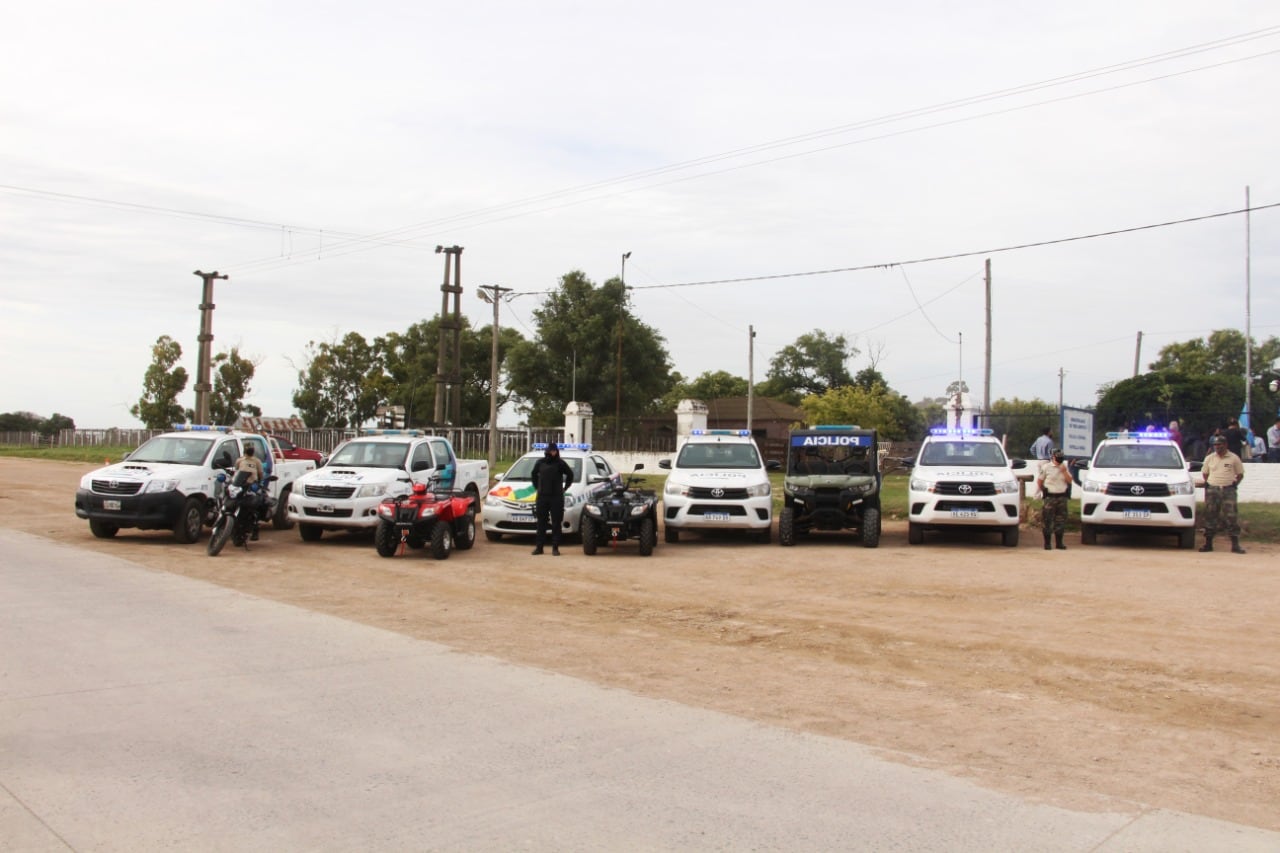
[477,284,513,474]
[616,252,631,440]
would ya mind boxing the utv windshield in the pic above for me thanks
[676,442,761,469]
[502,455,583,482]
[918,441,1008,467]
[1093,444,1184,469]
[789,445,875,475]
[328,441,409,469]
[127,436,216,465]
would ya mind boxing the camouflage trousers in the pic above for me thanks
[1041,493,1069,535]
[1203,486,1240,537]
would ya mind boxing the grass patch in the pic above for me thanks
[0,445,137,464]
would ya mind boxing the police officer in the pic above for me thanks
[233,443,266,541]
[531,444,574,556]
[1200,435,1246,554]
[1035,447,1073,551]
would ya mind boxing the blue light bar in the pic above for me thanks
[691,429,751,436]
[929,427,994,436]
[532,442,593,450]
[361,429,423,437]
[813,424,861,430]
[1105,430,1172,440]
[171,424,231,432]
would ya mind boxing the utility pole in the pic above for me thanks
[476,284,512,475]
[1133,331,1143,377]
[616,252,631,441]
[1059,367,1065,411]
[192,270,227,425]
[983,259,992,417]
[747,325,756,432]
[433,246,464,425]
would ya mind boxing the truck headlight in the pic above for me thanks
[142,478,179,494]
[1170,480,1193,495]
[665,481,688,497]
[585,504,602,517]
[909,478,930,492]
[993,480,1018,494]
[746,482,770,498]
[357,484,387,498]
[1081,479,1103,493]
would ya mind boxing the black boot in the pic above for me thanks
[531,546,544,555]
[1055,532,1067,550]
[1043,533,1052,551]
[1199,536,1213,553]
[1231,537,1246,554]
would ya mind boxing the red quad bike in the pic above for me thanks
[374,480,476,560]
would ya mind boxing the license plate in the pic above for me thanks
[317,503,335,514]
[703,512,731,522]
[1123,509,1151,520]
[511,513,535,523]
[951,508,979,519]
[103,499,121,511]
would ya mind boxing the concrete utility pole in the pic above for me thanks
[192,270,227,425]
[1133,331,1143,377]
[747,325,756,432]
[616,252,631,439]
[983,259,992,417]
[433,246,464,425]
[477,284,513,474]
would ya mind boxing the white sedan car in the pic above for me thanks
[482,444,622,540]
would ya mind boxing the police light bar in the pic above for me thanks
[361,429,424,437]
[1105,430,1172,440]
[172,424,231,432]
[813,424,861,430]
[532,442,593,450]
[929,427,994,436]
[691,429,751,436]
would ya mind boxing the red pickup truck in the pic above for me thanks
[267,434,327,466]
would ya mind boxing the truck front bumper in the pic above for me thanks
[75,488,186,530]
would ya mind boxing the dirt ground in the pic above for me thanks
[8,457,1279,830]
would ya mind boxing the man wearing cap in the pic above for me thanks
[1200,435,1246,554]
[1035,447,1073,551]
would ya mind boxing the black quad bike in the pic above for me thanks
[580,464,659,556]
[207,470,277,556]
[374,479,477,560]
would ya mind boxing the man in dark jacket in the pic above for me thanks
[531,444,574,555]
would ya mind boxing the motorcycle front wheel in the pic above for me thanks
[207,515,232,556]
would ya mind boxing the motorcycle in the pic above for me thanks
[374,478,477,560]
[207,470,276,556]
[581,464,659,556]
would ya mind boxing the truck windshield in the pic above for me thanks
[502,456,583,482]
[1094,445,1184,469]
[127,436,216,465]
[676,442,761,469]
[789,445,873,476]
[328,441,408,469]
[919,441,1008,466]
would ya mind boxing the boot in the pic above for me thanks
[1231,537,1246,555]
[531,546,544,555]
[1055,532,1067,550]
[1043,533,1052,551]
[1199,536,1213,553]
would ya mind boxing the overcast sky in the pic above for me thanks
[2,1,1277,428]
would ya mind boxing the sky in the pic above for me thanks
[2,1,1277,428]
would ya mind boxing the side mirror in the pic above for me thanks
[411,459,432,472]
[1076,460,1091,470]
[632,463,645,472]
[766,459,781,471]
[1010,458,1027,470]
[1187,460,1203,473]
[658,459,671,470]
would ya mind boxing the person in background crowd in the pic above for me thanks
[1223,419,1246,458]
[1200,435,1246,554]
[1250,431,1265,462]
[1168,419,1183,450]
[1268,417,1280,463]
[1030,427,1054,461]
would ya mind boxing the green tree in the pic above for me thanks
[1148,329,1280,378]
[0,411,42,432]
[505,270,674,427]
[659,370,749,412]
[131,335,189,429]
[799,383,901,436]
[291,332,387,428]
[206,348,261,425]
[38,412,75,437]
[1095,372,1240,441]
[758,331,857,405]
[984,397,1058,457]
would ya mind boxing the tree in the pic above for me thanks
[984,398,1058,457]
[758,331,857,405]
[505,270,674,427]
[1096,372,1241,442]
[206,348,261,426]
[659,370,750,412]
[291,332,387,428]
[799,383,901,436]
[39,413,75,437]
[1148,329,1280,379]
[0,411,42,432]
[131,335,189,429]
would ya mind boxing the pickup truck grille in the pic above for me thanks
[91,480,143,496]
[304,484,356,499]
[687,487,749,500]
[1104,482,1171,497]
[934,482,997,496]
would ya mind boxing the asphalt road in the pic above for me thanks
[2,529,1276,852]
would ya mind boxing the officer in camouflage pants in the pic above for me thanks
[1201,434,1246,554]
[1036,448,1073,550]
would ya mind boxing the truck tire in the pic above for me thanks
[89,520,119,539]
[1177,528,1195,549]
[1001,525,1020,548]
[908,522,924,545]
[484,530,503,542]
[778,507,796,546]
[454,508,477,550]
[465,484,480,515]
[173,497,203,544]
[581,517,598,555]
[1080,523,1097,546]
[637,517,656,556]
[374,520,399,557]
[430,521,454,560]
[861,507,881,548]
[664,526,679,544]
[299,523,323,542]
[272,486,294,530]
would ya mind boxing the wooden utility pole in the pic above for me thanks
[192,270,227,425]
[1133,331,1143,377]
[433,246,464,425]
[747,325,756,432]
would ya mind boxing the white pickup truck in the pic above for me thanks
[287,429,489,541]
[74,425,317,542]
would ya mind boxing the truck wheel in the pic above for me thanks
[89,520,119,539]
[484,530,502,542]
[1081,523,1097,546]
[299,523,323,542]
[581,517,598,555]
[1177,528,1195,549]
[861,507,881,548]
[664,526,679,544]
[272,486,294,530]
[637,517,656,556]
[908,522,924,545]
[778,507,795,546]
[207,516,232,556]
[173,497,203,544]
[1001,525,1020,547]
[430,521,454,560]
[374,520,399,557]
[454,508,477,550]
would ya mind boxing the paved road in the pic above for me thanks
[2,529,1276,852]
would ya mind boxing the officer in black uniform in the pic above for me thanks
[531,444,574,556]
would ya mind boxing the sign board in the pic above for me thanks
[1060,407,1094,459]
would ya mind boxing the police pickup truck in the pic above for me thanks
[1075,430,1199,548]
[74,425,316,542]
[659,429,780,543]
[287,429,488,541]
[907,428,1026,547]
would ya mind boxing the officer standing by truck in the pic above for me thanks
[1200,435,1246,553]
[1035,448,1073,551]
[531,444,574,556]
